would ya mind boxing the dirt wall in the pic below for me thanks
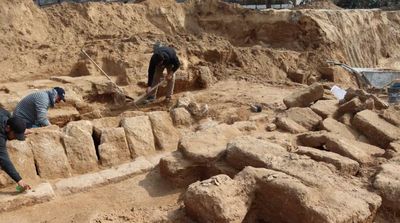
[1,0,400,85]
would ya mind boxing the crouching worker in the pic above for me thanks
[146,46,180,103]
[13,87,65,128]
[0,108,31,191]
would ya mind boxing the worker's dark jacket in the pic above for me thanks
[0,108,22,182]
[147,46,180,86]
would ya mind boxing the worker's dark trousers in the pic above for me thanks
[149,65,175,99]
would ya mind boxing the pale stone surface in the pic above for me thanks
[159,152,204,187]
[98,128,131,166]
[275,116,308,133]
[0,174,13,188]
[148,111,180,151]
[196,66,215,88]
[48,107,80,126]
[0,183,55,213]
[385,141,400,159]
[285,107,322,130]
[63,120,98,174]
[171,107,192,127]
[184,175,253,223]
[145,151,174,166]
[28,129,72,179]
[380,107,400,127]
[298,131,385,164]
[295,146,359,175]
[121,116,156,157]
[353,110,400,148]
[337,97,363,114]
[180,124,241,163]
[92,117,121,137]
[321,118,358,140]
[119,111,146,118]
[224,138,381,222]
[266,123,277,131]
[55,156,153,195]
[338,113,353,126]
[235,167,380,223]
[176,92,195,108]
[248,114,268,122]
[187,102,209,120]
[0,94,19,111]
[283,83,324,108]
[196,118,219,131]
[5,140,38,184]
[373,161,400,211]
[232,121,257,132]
[310,99,338,118]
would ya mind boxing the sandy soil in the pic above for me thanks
[0,0,400,222]
[0,80,298,222]
[0,170,185,223]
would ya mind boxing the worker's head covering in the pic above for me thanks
[7,117,26,141]
[54,87,66,102]
[153,41,163,52]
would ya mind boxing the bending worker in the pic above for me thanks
[146,46,180,103]
[0,108,30,190]
[13,87,65,128]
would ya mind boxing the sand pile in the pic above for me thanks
[0,0,400,86]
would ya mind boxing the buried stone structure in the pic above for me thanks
[1,82,400,222]
[159,84,400,222]
[161,134,382,223]
[0,109,184,188]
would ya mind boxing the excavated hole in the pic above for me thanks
[84,93,116,104]
[101,57,130,86]
[69,61,91,77]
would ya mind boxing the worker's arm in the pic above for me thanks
[0,137,22,182]
[165,55,180,80]
[147,54,159,87]
[35,98,50,127]
[171,55,180,73]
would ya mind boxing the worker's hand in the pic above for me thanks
[17,180,31,191]
[146,87,152,94]
[25,129,33,135]
[166,71,173,80]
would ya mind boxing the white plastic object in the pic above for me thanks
[330,85,346,100]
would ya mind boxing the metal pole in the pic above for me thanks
[81,49,130,98]
[81,49,116,84]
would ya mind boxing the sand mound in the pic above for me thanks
[0,0,400,85]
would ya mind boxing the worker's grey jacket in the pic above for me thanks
[13,89,57,128]
[0,109,22,182]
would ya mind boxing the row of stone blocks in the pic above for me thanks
[0,154,164,213]
[0,111,180,187]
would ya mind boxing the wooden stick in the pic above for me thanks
[81,49,125,93]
